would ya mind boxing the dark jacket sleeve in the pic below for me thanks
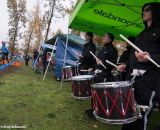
[82,44,96,59]
[93,47,118,72]
[79,43,96,63]
[103,48,118,72]
[150,54,160,65]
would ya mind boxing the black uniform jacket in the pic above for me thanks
[93,42,118,73]
[130,23,160,71]
[79,41,96,69]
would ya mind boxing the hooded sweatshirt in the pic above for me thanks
[129,2,160,71]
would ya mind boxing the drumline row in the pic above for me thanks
[62,65,159,125]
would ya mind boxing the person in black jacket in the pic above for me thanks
[32,49,39,69]
[118,36,135,80]
[24,54,30,66]
[90,33,118,83]
[86,33,118,118]
[79,32,96,73]
[118,2,160,130]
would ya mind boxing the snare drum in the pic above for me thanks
[92,81,140,124]
[62,66,79,80]
[71,75,94,100]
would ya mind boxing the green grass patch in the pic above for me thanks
[0,65,159,130]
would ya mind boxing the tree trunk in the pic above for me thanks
[11,22,18,57]
[26,29,34,55]
[45,0,56,41]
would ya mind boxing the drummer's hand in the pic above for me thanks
[117,64,126,72]
[135,51,149,62]
[96,59,102,65]
[88,68,93,71]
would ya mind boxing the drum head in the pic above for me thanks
[92,81,132,88]
[71,75,93,81]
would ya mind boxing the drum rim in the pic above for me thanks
[71,93,91,100]
[71,75,94,81]
[92,81,132,88]
[63,66,74,68]
[93,111,138,125]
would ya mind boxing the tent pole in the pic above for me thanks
[43,37,58,81]
[60,28,69,91]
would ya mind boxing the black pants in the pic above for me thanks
[2,52,9,63]
[122,71,160,130]
[25,60,29,66]
[42,61,48,74]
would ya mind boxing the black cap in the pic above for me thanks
[128,36,135,43]
[86,32,93,38]
[107,33,115,42]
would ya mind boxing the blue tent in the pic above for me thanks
[0,62,13,71]
[45,34,85,79]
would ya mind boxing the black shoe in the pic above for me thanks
[85,109,95,119]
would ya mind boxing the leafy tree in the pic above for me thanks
[7,0,27,56]
[23,0,43,55]
[42,0,76,41]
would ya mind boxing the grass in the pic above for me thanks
[0,64,159,130]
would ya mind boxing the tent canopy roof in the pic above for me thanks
[45,33,85,46]
[69,0,160,40]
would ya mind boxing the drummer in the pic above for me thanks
[86,33,118,118]
[118,36,135,80]
[89,33,118,83]
[117,2,160,130]
[79,32,96,74]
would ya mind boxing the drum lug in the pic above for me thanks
[106,109,109,115]
[138,113,142,119]
[95,107,98,112]
[122,110,126,116]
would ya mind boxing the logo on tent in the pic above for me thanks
[93,9,143,29]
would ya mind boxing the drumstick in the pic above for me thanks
[90,51,106,69]
[71,49,83,57]
[120,34,160,68]
[105,60,118,68]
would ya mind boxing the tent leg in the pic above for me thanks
[43,37,58,81]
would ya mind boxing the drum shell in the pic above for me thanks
[62,66,79,80]
[92,81,137,124]
[71,75,94,99]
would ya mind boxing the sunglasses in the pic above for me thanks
[143,7,151,12]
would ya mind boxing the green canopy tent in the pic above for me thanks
[60,0,160,90]
[69,0,160,39]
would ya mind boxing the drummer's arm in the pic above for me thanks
[147,38,160,64]
[82,45,96,59]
